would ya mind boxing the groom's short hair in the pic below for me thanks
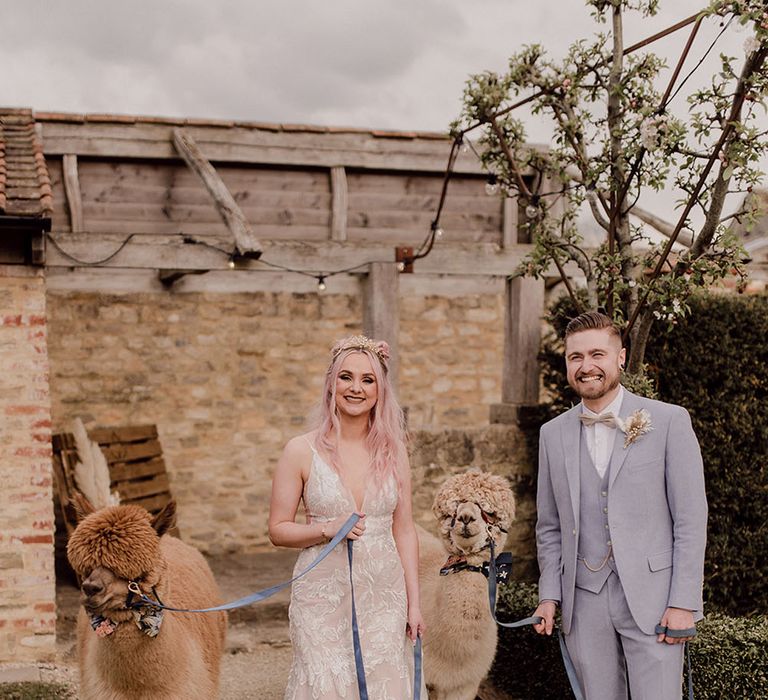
[565,311,622,344]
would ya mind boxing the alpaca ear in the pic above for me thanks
[151,500,177,536]
[70,490,96,522]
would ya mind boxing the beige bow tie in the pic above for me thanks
[579,412,617,428]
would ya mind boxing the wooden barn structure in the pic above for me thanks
[0,105,559,668]
[36,110,550,409]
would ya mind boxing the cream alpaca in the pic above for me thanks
[67,497,227,700]
[418,470,516,700]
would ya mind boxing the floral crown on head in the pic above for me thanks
[331,335,390,368]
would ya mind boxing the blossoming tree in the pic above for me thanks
[453,0,767,380]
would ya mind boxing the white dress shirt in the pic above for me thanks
[582,386,624,478]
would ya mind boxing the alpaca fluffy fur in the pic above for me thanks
[418,470,515,700]
[68,499,226,700]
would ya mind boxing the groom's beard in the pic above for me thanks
[570,370,621,401]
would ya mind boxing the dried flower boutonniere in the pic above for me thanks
[615,409,653,448]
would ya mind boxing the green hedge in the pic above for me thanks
[537,293,768,615]
[489,581,768,699]
[644,293,768,615]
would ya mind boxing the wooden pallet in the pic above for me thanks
[52,424,179,581]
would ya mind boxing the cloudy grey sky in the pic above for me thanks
[2,1,763,226]
[3,1,753,134]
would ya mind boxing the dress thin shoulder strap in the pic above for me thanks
[303,436,318,454]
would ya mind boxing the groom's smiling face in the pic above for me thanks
[565,328,626,405]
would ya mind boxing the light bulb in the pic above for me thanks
[460,140,470,154]
[525,204,539,219]
[435,227,444,240]
[485,181,500,196]
[397,262,406,272]
[317,277,327,291]
[228,259,236,269]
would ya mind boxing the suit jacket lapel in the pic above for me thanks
[560,406,581,526]
[608,389,641,489]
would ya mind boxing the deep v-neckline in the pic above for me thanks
[314,451,370,512]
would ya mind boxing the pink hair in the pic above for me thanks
[312,340,407,490]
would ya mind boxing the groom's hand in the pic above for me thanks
[533,600,557,636]
[657,607,695,644]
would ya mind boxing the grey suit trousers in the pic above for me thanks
[565,573,684,700]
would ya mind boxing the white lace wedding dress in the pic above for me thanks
[284,446,424,699]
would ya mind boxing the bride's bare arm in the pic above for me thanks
[392,459,425,641]
[268,436,364,548]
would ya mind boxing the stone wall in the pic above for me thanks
[0,269,56,663]
[46,288,530,558]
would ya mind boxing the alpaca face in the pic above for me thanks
[80,566,132,615]
[445,501,504,555]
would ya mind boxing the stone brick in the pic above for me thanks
[0,274,55,664]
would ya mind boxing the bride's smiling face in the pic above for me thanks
[334,353,378,418]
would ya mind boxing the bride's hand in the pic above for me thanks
[326,513,366,540]
[406,607,425,642]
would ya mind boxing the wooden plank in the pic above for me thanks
[44,233,537,275]
[347,191,501,214]
[330,166,348,241]
[90,424,158,444]
[129,493,174,514]
[46,159,72,233]
[172,128,262,258]
[346,171,488,195]
[80,203,330,227]
[346,227,501,245]
[346,209,501,232]
[77,183,331,209]
[62,154,83,232]
[502,197,518,248]
[110,457,167,482]
[114,473,170,501]
[38,121,491,175]
[501,276,545,404]
[75,160,330,192]
[101,439,163,463]
[363,262,399,389]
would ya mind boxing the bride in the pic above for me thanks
[269,335,426,700]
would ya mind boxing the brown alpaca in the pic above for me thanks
[67,497,227,700]
[417,470,516,700]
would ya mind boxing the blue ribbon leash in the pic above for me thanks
[655,624,696,700]
[128,514,361,613]
[486,537,695,700]
[347,539,422,700]
[487,538,584,700]
[129,513,423,699]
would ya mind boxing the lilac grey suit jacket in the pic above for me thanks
[535,389,708,635]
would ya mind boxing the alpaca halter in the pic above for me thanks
[332,335,389,366]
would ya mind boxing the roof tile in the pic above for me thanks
[0,108,53,218]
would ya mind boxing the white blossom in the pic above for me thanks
[744,35,760,55]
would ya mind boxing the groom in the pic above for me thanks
[532,311,707,700]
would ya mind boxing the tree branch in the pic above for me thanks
[629,205,694,247]
[691,46,768,257]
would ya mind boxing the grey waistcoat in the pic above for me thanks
[575,428,617,593]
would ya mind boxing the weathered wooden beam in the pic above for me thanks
[62,154,83,232]
[502,196,518,248]
[40,121,544,176]
[493,275,545,419]
[330,166,348,241]
[171,128,262,258]
[362,262,400,390]
[44,234,542,276]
